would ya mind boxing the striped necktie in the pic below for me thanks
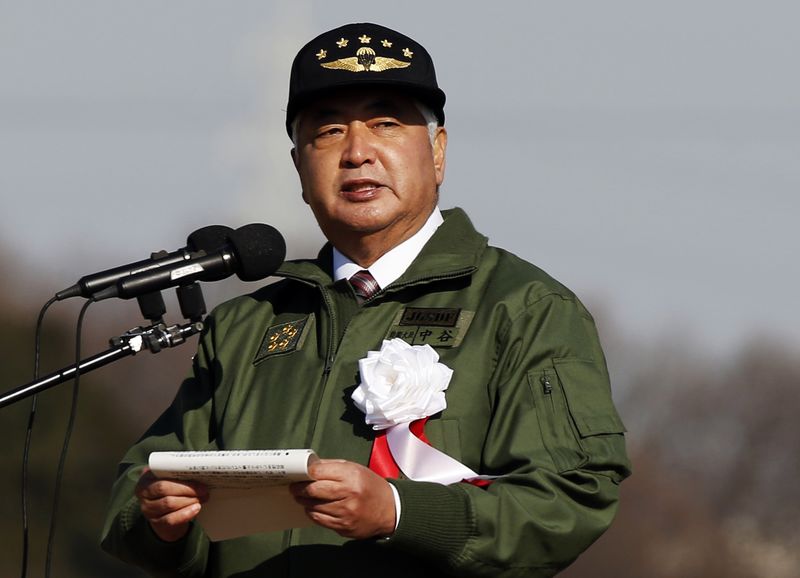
[349,270,380,303]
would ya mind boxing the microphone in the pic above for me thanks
[93,223,286,301]
[55,225,234,300]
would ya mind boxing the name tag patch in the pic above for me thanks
[254,316,311,364]
[386,308,474,348]
[399,307,460,327]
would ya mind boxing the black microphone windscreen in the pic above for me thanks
[186,225,234,252]
[228,224,286,282]
[187,225,236,281]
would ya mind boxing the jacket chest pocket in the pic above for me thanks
[527,358,626,473]
[423,419,463,463]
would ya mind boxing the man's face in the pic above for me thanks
[292,88,446,253]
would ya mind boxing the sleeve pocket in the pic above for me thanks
[527,358,627,473]
[552,358,627,437]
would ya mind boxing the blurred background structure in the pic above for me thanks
[1,1,798,576]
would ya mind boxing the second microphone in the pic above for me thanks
[93,224,286,301]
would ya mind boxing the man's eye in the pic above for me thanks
[373,120,399,129]
[317,127,343,137]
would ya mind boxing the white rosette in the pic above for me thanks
[352,338,480,484]
[352,338,451,429]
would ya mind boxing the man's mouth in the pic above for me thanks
[341,179,384,200]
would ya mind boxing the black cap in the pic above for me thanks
[286,23,445,137]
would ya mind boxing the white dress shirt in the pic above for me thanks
[332,207,444,286]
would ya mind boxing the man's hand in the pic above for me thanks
[135,467,208,542]
[289,459,396,540]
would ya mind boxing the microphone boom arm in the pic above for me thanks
[0,321,203,409]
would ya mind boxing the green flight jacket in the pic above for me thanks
[101,208,631,577]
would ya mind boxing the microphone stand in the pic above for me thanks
[0,321,202,409]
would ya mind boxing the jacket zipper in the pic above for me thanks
[319,287,337,374]
[272,272,339,374]
[541,369,558,416]
[540,371,553,394]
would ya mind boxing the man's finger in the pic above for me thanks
[140,495,204,519]
[303,509,364,538]
[147,503,202,542]
[307,459,352,481]
[151,502,202,527]
[137,477,209,501]
[289,479,343,501]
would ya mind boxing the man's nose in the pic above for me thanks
[340,123,376,167]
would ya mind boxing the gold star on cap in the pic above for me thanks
[402,47,413,58]
[336,37,348,48]
[358,34,371,44]
[381,39,392,48]
[316,49,327,60]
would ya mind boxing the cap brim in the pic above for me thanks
[286,81,445,137]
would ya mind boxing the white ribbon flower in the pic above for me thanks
[352,338,453,430]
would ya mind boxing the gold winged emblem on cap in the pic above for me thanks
[320,47,410,72]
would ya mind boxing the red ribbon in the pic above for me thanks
[368,417,492,487]
[368,430,400,478]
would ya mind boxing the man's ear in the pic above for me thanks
[433,127,447,186]
[291,148,309,204]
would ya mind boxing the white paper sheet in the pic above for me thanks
[149,449,318,541]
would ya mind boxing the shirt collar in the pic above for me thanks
[333,207,444,288]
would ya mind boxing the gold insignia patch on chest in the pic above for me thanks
[385,308,475,348]
[254,317,310,364]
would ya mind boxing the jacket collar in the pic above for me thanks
[275,207,487,289]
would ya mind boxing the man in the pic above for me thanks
[102,23,630,577]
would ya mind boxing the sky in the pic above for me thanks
[1,0,798,356]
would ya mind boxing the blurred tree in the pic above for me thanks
[564,334,800,578]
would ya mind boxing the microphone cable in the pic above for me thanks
[20,295,57,578]
[44,297,94,578]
